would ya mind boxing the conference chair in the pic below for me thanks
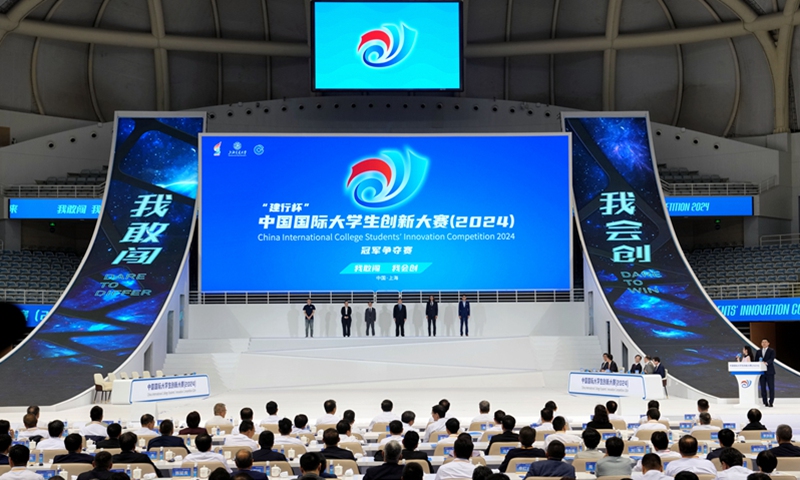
[403,459,430,474]
[149,446,189,458]
[340,442,365,455]
[479,431,496,442]
[433,443,454,457]
[711,458,724,472]
[0,466,8,476]
[107,372,118,382]
[710,419,724,428]
[253,461,292,475]
[259,424,280,433]
[180,461,225,473]
[670,443,681,453]
[328,459,359,475]
[488,442,521,456]
[658,419,671,429]
[572,458,599,473]
[695,475,715,480]
[93,373,111,403]
[143,371,151,378]
[505,458,544,474]
[429,431,449,443]
[206,424,234,435]
[351,432,365,442]
[371,422,390,432]
[468,422,494,432]
[120,372,129,380]
[691,430,717,441]
[131,372,140,379]
[770,476,797,480]
[58,464,93,478]
[625,440,648,454]
[610,419,627,430]
[156,370,164,377]
[776,457,800,471]
[273,444,307,456]
[739,430,775,441]
[315,423,337,433]
[375,432,391,442]
[442,456,486,466]
[732,443,763,455]
[42,449,68,463]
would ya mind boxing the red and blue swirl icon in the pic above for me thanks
[741,379,752,388]
[346,149,428,209]
[357,23,417,68]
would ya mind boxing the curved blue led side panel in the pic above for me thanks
[565,113,800,398]
[0,113,205,406]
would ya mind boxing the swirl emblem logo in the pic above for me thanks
[346,149,428,209]
[357,23,417,68]
[741,380,752,388]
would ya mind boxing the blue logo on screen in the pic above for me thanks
[358,23,417,68]
[346,148,428,209]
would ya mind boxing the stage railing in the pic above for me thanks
[190,289,584,304]
[0,289,62,304]
[760,233,800,247]
[704,282,800,300]
[659,176,775,196]
[2,183,106,198]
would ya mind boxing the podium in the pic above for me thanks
[728,362,767,405]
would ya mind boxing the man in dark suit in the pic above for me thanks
[767,425,800,457]
[77,451,114,480]
[742,408,767,431]
[458,295,470,337]
[393,298,406,337]
[253,431,288,462]
[53,434,94,464]
[340,301,352,338]
[320,428,356,460]
[0,433,10,465]
[298,453,326,480]
[425,295,438,337]
[96,423,122,449]
[486,415,519,454]
[755,338,776,407]
[231,450,268,480]
[365,302,376,337]
[499,427,546,472]
[363,440,404,480]
[630,355,643,374]
[147,419,189,454]
[706,429,735,461]
[113,432,163,477]
[400,431,432,472]
[653,357,667,395]
[524,441,576,478]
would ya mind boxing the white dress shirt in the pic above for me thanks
[633,421,668,440]
[184,451,232,472]
[402,423,415,433]
[631,470,674,480]
[291,427,310,435]
[80,422,108,437]
[608,414,625,422]
[427,411,454,424]
[260,415,281,425]
[717,466,753,480]
[424,418,447,443]
[339,434,361,444]
[132,428,158,436]
[437,434,459,446]
[316,414,340,427]
[205,416,232,427]
[536,422,555,432]
[369,412,400,430]
[634,450,681,471]
[691,425,721,433]
[664,457,717,476]
[544,432,582,449]
[35,438,65,450]
[379,435,404,446]
[224,433,258,449]
[275,435,305,446]
[434,459,476,480]
[471,414,493,425]
[0,468,45,480]
[18,429,49,439]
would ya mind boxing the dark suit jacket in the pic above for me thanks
[365,307,376,323]
[426,301,438,318]
[653,364,666,378]
[96,438,120,449]
[769,443,800,457]
[707,448,725,461]
[363,462,404,480]
[755,348,776,375]
[322,446,356,460]
[77,468,113,480]
[401,450,432,471]
[253,449,288,462]
[0,454,8,465]
[53,452,95,464]
[392,304,406,321]
[458,301,470,318]
[601,361,618,372]
[630,363,643,374]
[486,431,519,453]
[742,422,767,431]
[525,458,575,478]
[499,448,546,472]
[147,435,190,454]
[113,451,163,478]
[232,469,269,480]
[341,306,352,320]
[178,427,207,435]
[586,420,613,430]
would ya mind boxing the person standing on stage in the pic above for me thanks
[458,295,470,337]
[340,301,352,338]
[393,298,407,337]
[755,338,776,407]
[303,299,315,338]
[365,301,376,337]
[426,295,438,337]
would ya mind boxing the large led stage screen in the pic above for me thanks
[312,1,462,91]
[200,134,571,292]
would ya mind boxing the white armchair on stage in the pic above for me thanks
[729,362,767,405]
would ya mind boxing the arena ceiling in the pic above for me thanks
[0,0,798,137]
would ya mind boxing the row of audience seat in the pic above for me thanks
[688,244,800,285]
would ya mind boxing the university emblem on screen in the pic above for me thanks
[357,23,417,68]
[345,148,428,209]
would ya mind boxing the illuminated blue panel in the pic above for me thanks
[312,2,462,90]
[664,196,753,217]
[9,199,102,219]
[16,304,53,328]
[200,134,571,292]
[715,298,800,322]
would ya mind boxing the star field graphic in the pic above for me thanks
[0,115,204,406]
[566,115,800,397]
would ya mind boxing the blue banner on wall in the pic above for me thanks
[664,196,753,217]
[17,304,52,328]
[9,199,103,219]
[715,298,800,322]
[0,113,205,406]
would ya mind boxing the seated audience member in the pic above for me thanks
[597,436,635,476]
[0,420,14,439]
[402,463,424,480]
[36,421,66,450]
[321,428,356,460]
[633,431,679,472]
[184,434,231,473]
[400,411,416,433]
[472,466,492,480]
[696,399,722,421]
[298,452,325,480]
[225,421,259,450]
[293,415,311,434]
[748,474,772,480]
[543,416,581,449]
[435,435,476,480]
[707,429,736,460]
[575,428,604,459]
[586,405,613,430]
[606,401,624,422]
[370,400,401,431]
[79,406,107,439]
[76,451,113,480]
[632,453,672,480]
[18,414,48,440]
[276,418,304,445]
[438,418,461,445]
[634,408,668,439]
[232,473,254,480]
[401,431,432,471]
[423,405,447,443]
[343,410,361,435]
[253,431,288,462]
[109,473,128,480]
[717,447,753,480]
[691,413,720,433]
[317,400,340,427]
[0,445,44,480]
[231,449,267,480]
[147,419,189,454]
[53,434,93,464]
[208,468,231,480]
[95,423,122,449]
[675,472,700,480]
[262,402,280,425]
[664,435,717,476]
[486,415,518,453]
[379,421,404,447]
[133,414,157,436]
[742,409,767,431]
[498,427,545,472]
[206,403,232,428]
[472,401,493,425]
[485,474,508,480]
[532,408,554,431]
[767,425,800,457]
[336,420,360,444]
[487,410,505,432]
[179,411,207,435]
[640,400,660,423]
[364,441,404,480]
[0,434,10,465]
[524,440,575,478]
[113,433,163,478]
[755,450,778,475]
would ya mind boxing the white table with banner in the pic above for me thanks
[110,374,210,404]
[568,371,665,399]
